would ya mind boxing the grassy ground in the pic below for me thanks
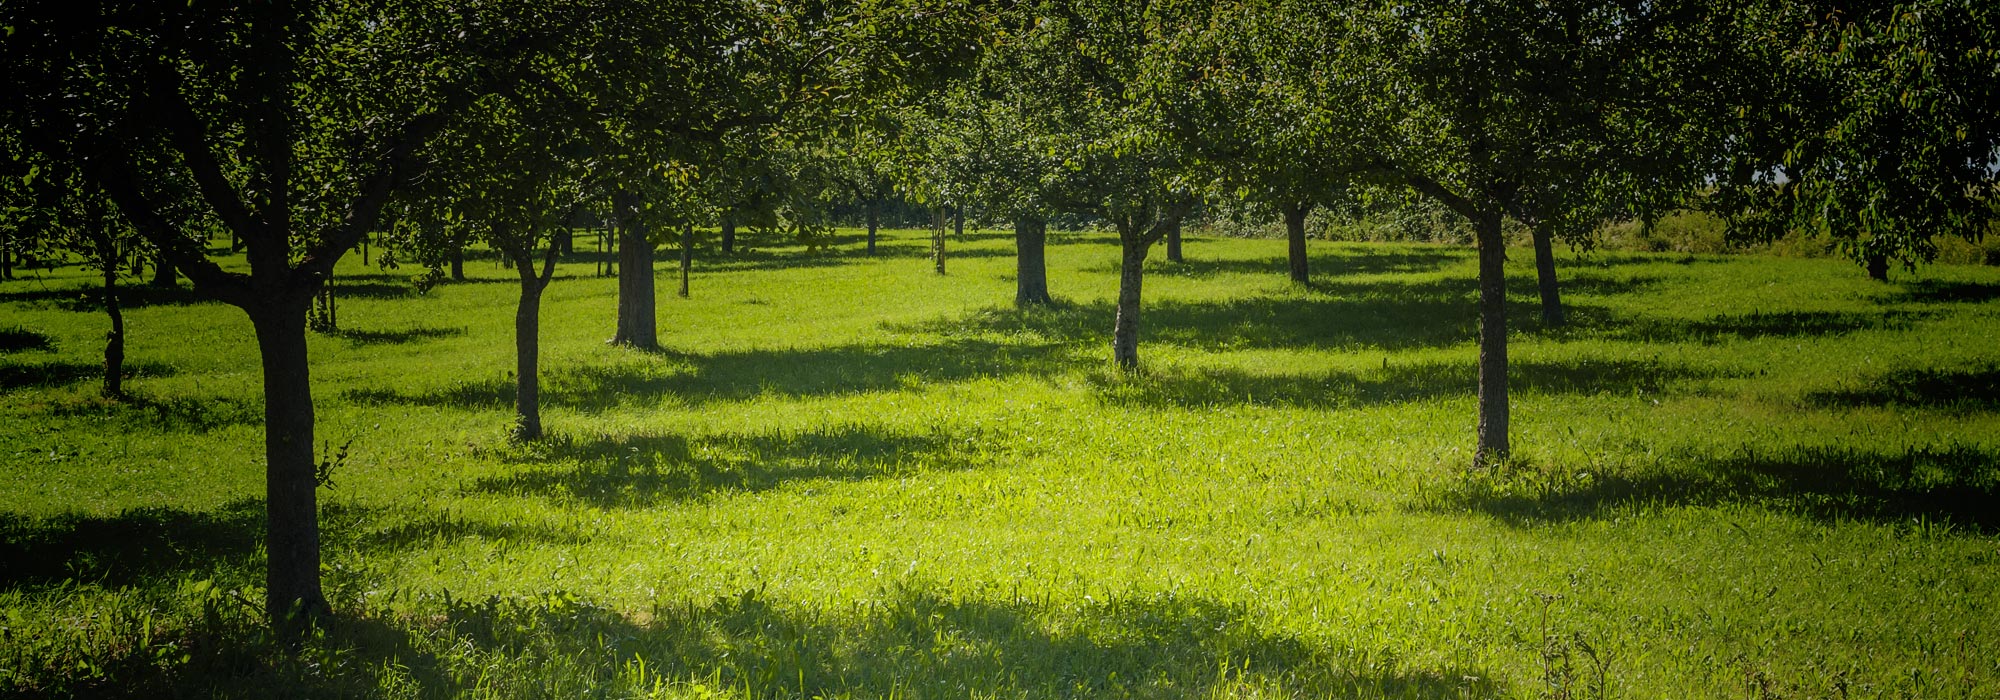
[1,226,1997,699]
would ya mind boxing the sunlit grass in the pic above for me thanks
[3,227,1997,698]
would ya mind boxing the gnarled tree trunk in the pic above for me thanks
[511,244,557,441]
[449,232,467,281]
[613,213,658,349]
[1014,215,1052,307]
[248,300,326,633]
[1164,218,1184,263]
[1113,233,1151,371]
[1531,224,1564,326]
[1284,201,1311,284]
[1474,208,1510,466]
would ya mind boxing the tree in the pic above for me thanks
[3,155,147,396]
[1260,0,1741,464]
[1713,0,1998,280]
[1163,3,1382,285]
[1,0,600,632]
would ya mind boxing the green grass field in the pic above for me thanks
[2,227,1998,698]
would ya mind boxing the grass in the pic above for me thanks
[1,226,1998,698]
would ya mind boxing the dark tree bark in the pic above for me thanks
[678,223,692,298]
[1164,218,1184,263]
[932,208,946,275]
[865,198,880,255]
[554,227,573,255]
[247,301,326,631]
[953,205,965,240]
[720,213,736,255]
[1112,233,1152,371]
[1014,215,1052,307]
[101,262,125,397]
[1531,224,1565,326]
[510,242,558,441]
[150,252,177,287]
[449,232,467,281]
[1866,253,1889,281]
[612,210,658,349]
[1474,207,1510,466]
[1283,201,1312,284]
[2,230,14,279]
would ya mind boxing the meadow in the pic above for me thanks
[1,226,1997,699]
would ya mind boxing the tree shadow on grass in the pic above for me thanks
[1092,356,1738,409]
[1804,364,2000,412]
[0,500,264,591]
[1891,279,2000,305]
[0,283,218,311]
[0,326,55,353]
[1557,305,1928,345]
[468,423,999,508]
[0,359,176,392]
[341,338,1085,413]
[16,584,1510,698]
[15,391,261,433]
[1434,443,2000,533]
[324,325,466,347]
[1094,247,1470,280]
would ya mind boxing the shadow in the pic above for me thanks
[1437,443,2000,533]
[0,359,176,392]
[354,510,598,551]
[1094,247,1468,280]
[341,338,1084,412]
[11,390,260,433]
[1806,365,2000,412]
[325,325,466,347]
[12,585,1510,698]
[1092,356,1735,409]
[0,500,264,590]
[324,281,418,300]
[468,424,996,508]
[0,326,55,353]
[1893,280,2000,304]
[1561,306,1926,345]
[0,283,218,311]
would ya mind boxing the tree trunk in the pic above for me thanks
[953,205,965,240]
[1112,234,1150,371]
[513,257,545,441]
[554,227,573,256]
[1474,208,1510,466]
[865,198,880,256]
[449,234,466,281]
[1284,201,1311,284]
[612,216,658,348]
[1014,214,1052,307]
[1866,253,1889,282]
[1531,224,1565,326]
[2,230,14,280]
[1165,218,1184,263]
[248,303,327,633]
[720,214,736,255]
[933,208,946,275]
[678,223,692,298]
[101,263,125,397]
[150,253,176,287]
